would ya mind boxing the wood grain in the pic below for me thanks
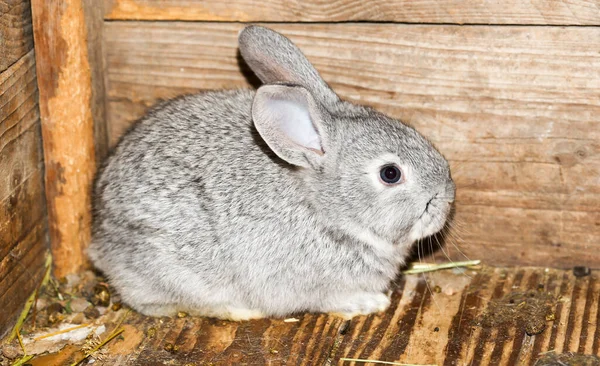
[0,0,34,72]
[83,0,110,164]
[0,49,48,338]
[131,315,344,365]
[31,0,98,277]
[103,0,600,25]
[104,22,600,268]
[26,267,600,365]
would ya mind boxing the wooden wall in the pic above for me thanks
[102,0,599,268]
[0,0,48,338]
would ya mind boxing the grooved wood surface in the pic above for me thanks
[0,0,34,72]
[103,0,600,25]
[31,0,98,277]
[27,267,600,365]
[103,22,600,268]
[83,0,111,164]
[0,49,47,338]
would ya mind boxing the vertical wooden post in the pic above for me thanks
[30,0,105,277]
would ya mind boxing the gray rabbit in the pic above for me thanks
[88,25,455,320]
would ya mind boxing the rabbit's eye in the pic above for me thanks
[380,165,402,185]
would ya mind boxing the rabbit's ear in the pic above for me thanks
[253,84,330,169]
[239,25,339,107]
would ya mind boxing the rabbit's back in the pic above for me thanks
[90,89,305,287]
[95,89,294,226]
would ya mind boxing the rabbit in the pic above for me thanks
[88,25,455,320]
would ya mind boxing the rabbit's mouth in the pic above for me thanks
[408,198,453,242]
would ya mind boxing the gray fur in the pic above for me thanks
[88,26,455,320]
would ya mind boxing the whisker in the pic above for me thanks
[428,236,435,266]
[447,217,473,237]
[446,232,472,262]
[437,226,473,280]
[441,218,473,262]
[419,228,442,314]
[434,232,451,262]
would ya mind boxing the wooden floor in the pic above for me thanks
[11,266,600,365]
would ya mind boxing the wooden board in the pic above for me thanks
[0,49,48,338]
[103,0,600,25]
[31,0,99,277]
[83,0,111,164]
[0,0,34,72]
[103,22,600,268]
[24,266,600,365]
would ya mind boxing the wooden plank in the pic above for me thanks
[0,49,47,338]
[0,0,34,72]
[0,223,47,340]
[331,268,599,365]
[0,162,45,262]
[83,0,110,164]
[0,221,46,296]
[103,22,600,268]
[0,51,39,198]
[31,0,98,277]
[103,0,600,25]
[22,266,600,365]
[130,315,344,365]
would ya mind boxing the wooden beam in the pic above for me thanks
[103,22,600,268]
[103,0,600,25]
[0,0,34,72]
[30,0,98,277]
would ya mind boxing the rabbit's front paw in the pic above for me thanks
[326,292,391,319]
